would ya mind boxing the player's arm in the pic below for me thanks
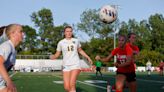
[78,47,93,65]
[98,54,113,62]
[133,46,140,62]
[50,51,61,60]
[0,56,16,92]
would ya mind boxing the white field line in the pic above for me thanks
[77,80,106,90]
[53,75,107,90]
[10,72,17,77]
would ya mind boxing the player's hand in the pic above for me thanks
[6,81,17,92]
[114,62,119,68]
[87,58,93,65]
[49,55,55,60]
[90,65,95,71]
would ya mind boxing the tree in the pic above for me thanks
[31,8,64,54]
[149,14,164,54]
[16,25,38,54]
[137,50,162,66]
[119,21,128,35]
[77,9,114,39]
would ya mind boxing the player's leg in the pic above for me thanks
[127,72,136,92]
[128,81,136,92]
[115,74,126,92]
[99,67,102,77]
[96,67,98,77]
[63,71,71,92]
[159,68,162,76]
[69,69,81,92]
[162,68,164,76]
[148,69,151,76]
[0,88,7,92]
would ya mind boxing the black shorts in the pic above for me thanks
[117,72,136,82]
[160,67,163,71]
[147,69,151,71]
[96,67,101,71]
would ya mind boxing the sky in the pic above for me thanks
[0,0,164,41]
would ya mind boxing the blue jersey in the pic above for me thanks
[0,40,16,71]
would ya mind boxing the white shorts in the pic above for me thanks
[0,80,6,90]
[63,64,81,72]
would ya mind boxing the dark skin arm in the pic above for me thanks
[96,54,113,62]
[96,54,132,68]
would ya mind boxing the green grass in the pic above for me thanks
[11,72,164,92]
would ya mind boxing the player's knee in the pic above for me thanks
[116,83,123,91]
[116,86,123,92]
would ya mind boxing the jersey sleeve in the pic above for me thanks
[0,45,11,61]
[77,39,81,48]
[135,46,139,52]
[56,41,62,51]
[111,48,118,56]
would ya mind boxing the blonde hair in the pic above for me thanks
[0,24,22,42]
[7,24,22,39]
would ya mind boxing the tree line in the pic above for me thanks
[16,8,164,66]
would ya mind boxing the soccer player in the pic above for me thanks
[0,24,24,92]
[96,35,135,92]
[159,60,164,76]
[127,33,139,61]
[95,56,102,78]
[146,60,152,76]
[50,26,93,92]
[111,33,139,92]
[125,33,139,92]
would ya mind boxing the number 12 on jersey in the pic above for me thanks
[67,45,74,51]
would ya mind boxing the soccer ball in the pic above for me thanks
[99,5,117,24]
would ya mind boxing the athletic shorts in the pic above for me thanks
[117,72,136,82]
[147,69,151,71]
[62,64,81,72]
[160,67,163,71]
[96,67,101,71]
[0,80,6,90]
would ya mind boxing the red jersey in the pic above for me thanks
[111,45,135,73]
[126,43,139,71]
[126,43,139,55]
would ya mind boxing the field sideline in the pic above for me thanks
[11,71,164,92]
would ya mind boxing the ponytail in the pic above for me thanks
[0,26,6,36]
[0,26,8,44]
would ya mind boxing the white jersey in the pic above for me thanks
[57,38,81,66]
[0,40,16,83]
[146,61,152,70]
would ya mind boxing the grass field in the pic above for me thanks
[11,71,164,92]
